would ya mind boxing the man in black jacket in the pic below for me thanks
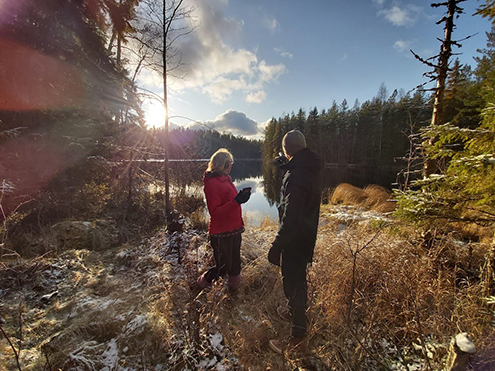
[268,129,323,354]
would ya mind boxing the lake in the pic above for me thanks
[217,159,400,227]
[155,158,401,226]
[231,176,279,226]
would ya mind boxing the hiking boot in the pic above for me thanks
[197,273,212,289]
[191,274,212,298]
[276,306,291,322]
[268,336,307,355]
[227,273,241,291]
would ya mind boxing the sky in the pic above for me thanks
[138,0,493,139]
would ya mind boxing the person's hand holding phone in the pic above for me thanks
[235,187,251,204]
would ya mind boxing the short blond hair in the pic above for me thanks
[207,148,234,172]
[282,130,306,157]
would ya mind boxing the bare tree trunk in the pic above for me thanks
[162,46,171,218]
[132,0,193,222]
[423,0,461,178]
[117,34,122,66]
[162,0,185,221]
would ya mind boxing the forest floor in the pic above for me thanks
[1,204,495,370]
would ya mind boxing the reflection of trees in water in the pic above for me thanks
[230,161,262,182]
[262,162,283,206]
[140,159,400,206]
[141,160,263,188]
[170,162,207,188]
[139,161,206,190]
[261,162,401,206]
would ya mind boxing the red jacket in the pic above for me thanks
[203,171,244,235]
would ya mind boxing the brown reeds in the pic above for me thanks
[330,183,396,212]
[363,184,396,212]
[330,183,367,206]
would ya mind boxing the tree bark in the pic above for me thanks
[423,0,461,178]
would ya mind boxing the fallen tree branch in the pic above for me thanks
[0,324,22,371]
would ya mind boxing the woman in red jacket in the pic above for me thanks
[196,148,251,292]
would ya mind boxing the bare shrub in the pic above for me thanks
[330,183,367,205]
[172,186,205,216]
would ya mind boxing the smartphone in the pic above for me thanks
[242,187,252,193]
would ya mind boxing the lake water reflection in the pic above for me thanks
[166,159,401,226]
[233,176,279,226]
[231,160,400,226]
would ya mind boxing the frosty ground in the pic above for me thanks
[1,204,494,370]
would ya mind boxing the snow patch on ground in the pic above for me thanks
[100,338,119,371]
[322,205,392,227]
[124,315,147,336]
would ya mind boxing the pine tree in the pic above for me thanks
[306,107,320,153]
[395,25,495,232]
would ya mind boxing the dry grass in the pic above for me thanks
[450,219,495,244]
[2,212,494,370]
[330,183,396,213]
[363,184,397,212]
[179,222,492,370]
[330,183,367,205]
[185,222,494,370]
[307,224,493,370]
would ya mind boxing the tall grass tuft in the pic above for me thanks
[330,183,367,206]
[308,224,491,369]
[363,184,396,212]
[330,183,396,212]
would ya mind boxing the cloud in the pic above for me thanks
[258,61,286,82]
[378,3,422,27]
[393,39,414,52]
[263,15,280,33]
[136,69,163,91]
[274,47,293,60]
[246,90,266,104]
[202,77,248,105]
[186,110,259,136]
[163,0,285,105]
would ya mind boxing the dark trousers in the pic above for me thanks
[204,234,242,283]
[281,252,308,338]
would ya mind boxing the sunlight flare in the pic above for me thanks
[144,99,166,128]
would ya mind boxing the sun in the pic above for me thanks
[144,99,166,128]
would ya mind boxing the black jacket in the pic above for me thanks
[271,148,323,263]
